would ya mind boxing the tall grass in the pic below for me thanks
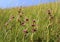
[0,2,60,42]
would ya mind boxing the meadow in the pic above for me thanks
[0,2,60,42]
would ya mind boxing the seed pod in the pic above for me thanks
[32,24,35,27]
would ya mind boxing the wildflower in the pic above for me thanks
[9,15,14,21]
[23,29,28,37]
[23,29,28,33]
[21,22,25,26]
[49,16,54,21]
[19,13,23,17]
[18,10,21,13]
[17,18,20,22]
[21,12,24,14]
[33,19,36,23]
[50,16,54,19]
[20,14,22,17]
[32,28,37,33]
[19,8,22,11]
[10,16,14,19]
[48,9,51,15]
[18,8,22,12]
[57,34,59,37]
[5,22,8,26]
[17,19,21,23]
[26,18,29,21]
[32,24,35,27]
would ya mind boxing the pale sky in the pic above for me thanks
[0,0,56,8]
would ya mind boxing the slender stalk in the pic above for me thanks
[46,25,50,42]
[15,38,17,42]
[31,33,34,42]
[22,35,24,42]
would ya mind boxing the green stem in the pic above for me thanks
[15,38,17,42]
[31,33,34,42]
[22,36,24,42]
[47,26,50,42]
[47,20,51,42]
